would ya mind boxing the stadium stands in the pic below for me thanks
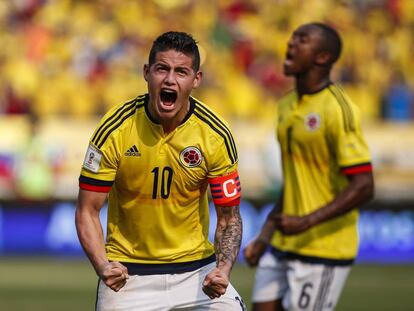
[0,0,413,201]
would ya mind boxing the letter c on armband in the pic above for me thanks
[208,170,241,207]
[223,179,237,197]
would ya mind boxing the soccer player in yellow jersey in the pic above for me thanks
[75,32,246,311]
[244,23,374,311]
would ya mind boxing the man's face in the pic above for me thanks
[283,24,324,76]
[144,49,202,123]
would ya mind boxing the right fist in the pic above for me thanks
[99,261,129,292]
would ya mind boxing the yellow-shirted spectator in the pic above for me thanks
[0,0,412,124]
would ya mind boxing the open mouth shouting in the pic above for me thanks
[284,51,294,66]
[159,88,178,112]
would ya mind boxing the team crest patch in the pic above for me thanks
[180,146,203,168]
[305,113,321,131]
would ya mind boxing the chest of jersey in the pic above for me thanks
[277,96,329,160]
[115,117,209,201]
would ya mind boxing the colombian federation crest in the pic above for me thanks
[180,146,203,168]
[304,113,321,131]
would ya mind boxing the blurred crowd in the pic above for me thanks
[0,0,413,122]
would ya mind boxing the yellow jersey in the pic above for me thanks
[271,84,372,263]
[79,94,239,265]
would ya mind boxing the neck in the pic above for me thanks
[161,120,180,135]
[295,70,331,97]
[147,99,191,135]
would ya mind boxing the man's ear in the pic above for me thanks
[315,51,331,67]
[143,64,149,81]
[192,71,203,89]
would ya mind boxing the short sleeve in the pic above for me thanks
[207,138,240,206]
[79,112,123,192]
[207,135,238,178]
[326,95,372,175]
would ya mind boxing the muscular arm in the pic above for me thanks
[75,189,128,291]
[75,189,108,273]
[214,205,243,274]
[308,171,374,226]
[274,171,375,235]
[202,204,242,299]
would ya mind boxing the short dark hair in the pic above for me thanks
[148,31,200,72]
[310,22,342,64]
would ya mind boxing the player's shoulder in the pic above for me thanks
[325,83,362,131]
[90,94,147,149]
[190,96,238,163]
[326,83,359,110]
[191,96,233,131]
[325,83,362,118]
[101,94,146,121]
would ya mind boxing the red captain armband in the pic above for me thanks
[341,163,373,175]
[208,170,241,207]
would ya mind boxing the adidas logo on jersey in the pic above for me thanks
[125,145,141,156]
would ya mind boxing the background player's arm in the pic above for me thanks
[244,192,283,267]
[274,172,374,235]
[275,99,375,235]
[75,189,128,292]
[203,203,242,299]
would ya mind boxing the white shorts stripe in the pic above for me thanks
[252,252,351,311]
[313,266,334,311]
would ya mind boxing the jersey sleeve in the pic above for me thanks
[326,95,372,175]
[207,139,238,177]
[207,133,240,206]
[79,113,122,192]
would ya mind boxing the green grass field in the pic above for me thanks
[1,257,413,310]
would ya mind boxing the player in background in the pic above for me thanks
[244,22,374,311]
[75,31,245,311]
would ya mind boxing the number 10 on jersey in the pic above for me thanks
[151,166,173,199]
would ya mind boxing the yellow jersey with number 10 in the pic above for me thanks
[79,94,239,264]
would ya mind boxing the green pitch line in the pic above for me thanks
[0,257,413,311]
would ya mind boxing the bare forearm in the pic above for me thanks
[256,218,278,243]
[214,205,242,275]
[257,195,283,243]
[75,208,108,275]
[307,172,374,227]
